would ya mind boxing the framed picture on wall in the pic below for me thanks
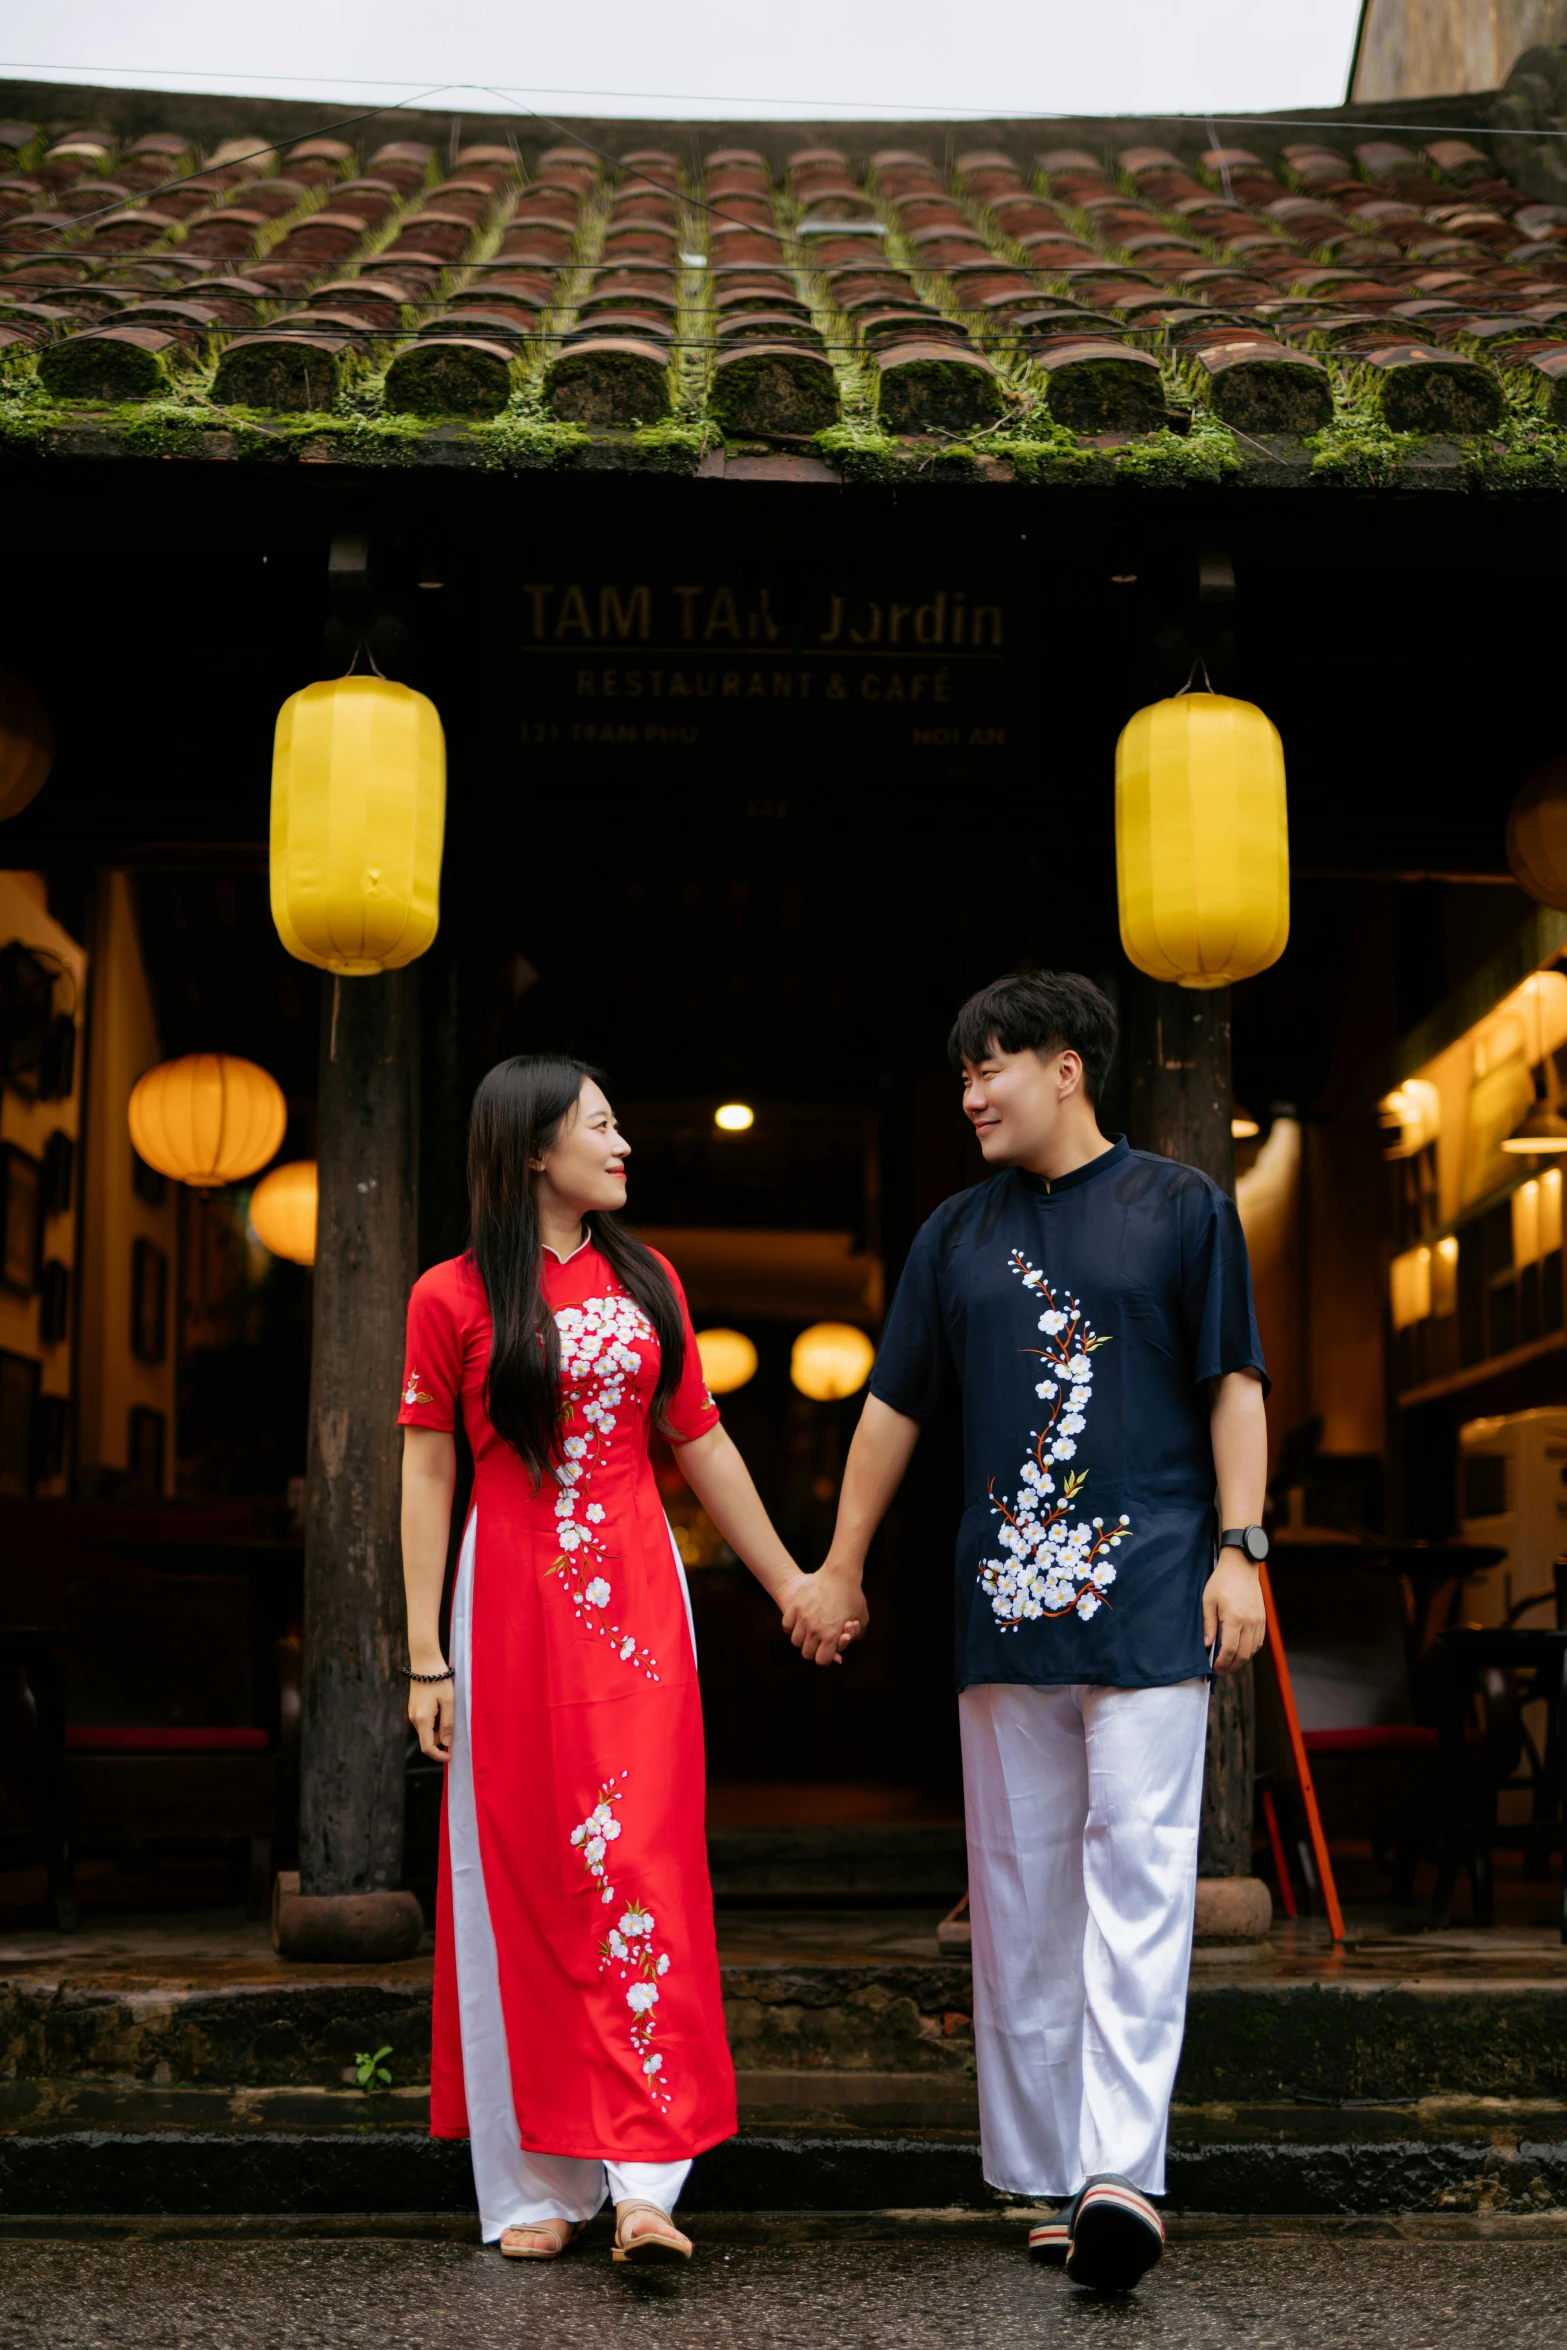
[38,1259,69,1346]
[0,1348,38,1497]
[34,1390,68,1485]
[130,1238,168,1365]
[127,1405,165,1498]
[131,1150,166,1209]
[42,1130,74,1217]
[0,1144,41,1297]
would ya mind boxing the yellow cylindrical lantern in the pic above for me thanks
[128,1053,287,1188]
[1115,689,1289,990]
[790,1322,875,1402]
[270,674,446,975]
[250,1159,318,1264]
[1506,757,1567,911]
[0,666,54,822]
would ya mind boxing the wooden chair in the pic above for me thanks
[57,1554,284,1917]
[1266,1545,1496,1913]
[0,1626,77,1928]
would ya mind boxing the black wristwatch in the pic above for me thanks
[1220,1525,1269,1564]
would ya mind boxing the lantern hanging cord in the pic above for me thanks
[1177,654,1216,696]
[344,641,386,679]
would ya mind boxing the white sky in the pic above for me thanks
[0,2,1369,123]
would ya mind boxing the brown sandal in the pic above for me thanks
[499,2218,581,2259]
[611,2200,693,2262]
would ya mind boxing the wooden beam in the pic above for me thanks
[1129,977,1262,1888]
[296,967,421,1932]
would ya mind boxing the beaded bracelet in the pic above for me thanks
[404,1665,454,1683]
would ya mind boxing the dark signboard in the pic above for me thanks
[498,565,1019,771]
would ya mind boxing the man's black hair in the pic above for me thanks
[947,971,1118,1103]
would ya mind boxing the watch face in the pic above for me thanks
[1243,1525,1269,1562]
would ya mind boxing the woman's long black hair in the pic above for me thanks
[467,1054,685,1485]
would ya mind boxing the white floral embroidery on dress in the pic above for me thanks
[977,1251,1133,1630]
[402,1370,435,1409]
[546,1291,662,1682]
[569,1775,674,2110]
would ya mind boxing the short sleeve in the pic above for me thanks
[653,1253,721,1445]
[868,1215,956,1424]
[1182,1185,1269,1396]
[398,1265,464,1431]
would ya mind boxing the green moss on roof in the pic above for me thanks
[2,357,1566,491]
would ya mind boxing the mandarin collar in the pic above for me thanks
[1020,1133,1128,1200]
[542,1231,594,1266]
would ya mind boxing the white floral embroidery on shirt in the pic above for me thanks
[403,1370,436,1409]
[569,1775,674,2110]
[545,1291,661,1682]
[976,1252,1132,1630]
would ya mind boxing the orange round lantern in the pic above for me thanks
[0,667,54,822]
[790,1322,875,1401]
[1506,757,1567,911]
[128,1053,287,1188]
[249,1159,318,1264]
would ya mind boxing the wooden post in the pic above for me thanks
[282,967,423,1959]
[1129,978,1270,1931]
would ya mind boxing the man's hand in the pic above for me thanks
[1202,1555,1267,1674]
[779,1564,869,1668]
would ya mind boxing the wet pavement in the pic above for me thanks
[0,2223,1563,2348]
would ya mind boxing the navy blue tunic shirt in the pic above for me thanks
[869,1135,1267,1693]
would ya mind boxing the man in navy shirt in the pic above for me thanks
[786,971,1268,2292]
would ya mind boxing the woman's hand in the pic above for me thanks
[408,1674,455,1762]
[779,1563,869,1667]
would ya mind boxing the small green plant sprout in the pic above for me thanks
[354,2046,394,2093]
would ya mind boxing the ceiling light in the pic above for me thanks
[714,1102,754,1132]
[1501,1101,1567,1152]
[1231,1108,1261,1140]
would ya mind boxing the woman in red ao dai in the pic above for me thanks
[400,1056,861,2262]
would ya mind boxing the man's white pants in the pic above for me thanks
[959,1677,1209,2199]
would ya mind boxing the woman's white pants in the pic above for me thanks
[959,1677,1210,2199]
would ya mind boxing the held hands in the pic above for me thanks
[779,1562,870,1669]
[408,1677,455,1762]
[1202,1555,1267,1675]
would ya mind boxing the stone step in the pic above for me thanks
[0,2081,1563,2217]
[7,1958,1567,2103]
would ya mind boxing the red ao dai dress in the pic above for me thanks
[398,1238,736,2234]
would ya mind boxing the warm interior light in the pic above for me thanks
[1543,1169,1563,1254]
[714,1102,754,1132]
[1389,1245,1433,1332]
[790,1322,875,1402]
[1378,1078,1441,1160]
[249,1159,318,1266]
[1432,1233,1459,1317]
[1514,1178,1541,1268]
[1231,1110,1260,1140]
[695,1327,758,1396]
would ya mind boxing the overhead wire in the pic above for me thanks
[1,59,1566,138]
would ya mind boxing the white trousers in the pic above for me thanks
[448,1514,692,2240]
[959,1677,1209,2199]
